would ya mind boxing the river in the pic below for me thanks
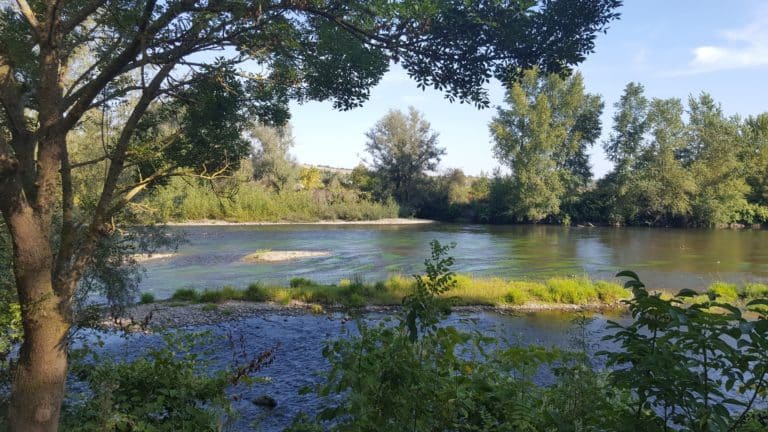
[88,223,768,430]
[139,224,768,298]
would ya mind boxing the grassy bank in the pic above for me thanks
[155,274,632,309]
[150,276,768,311]
[140,177,399,223]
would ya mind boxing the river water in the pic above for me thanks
[88,310,624,431]
[139,224,768,297]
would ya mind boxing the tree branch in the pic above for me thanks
[60,0,108,36]
[58,61,174,294]
[14,0,41,41]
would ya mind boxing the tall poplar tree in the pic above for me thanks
[490,68,603,222]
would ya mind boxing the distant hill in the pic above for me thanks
[297,163,354,175]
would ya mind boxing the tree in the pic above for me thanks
[0,0,621,429]
[604,82,649,170]
[601,82,649,223]
[250,123,297,192]
[743,114,768,211]
[632,98,696,225]
[687,93,749,226]
[490,68,604,222]
[365,107,444,205]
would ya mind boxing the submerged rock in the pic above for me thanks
[252,395,277,408]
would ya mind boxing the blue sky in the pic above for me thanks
[287,1,768,178]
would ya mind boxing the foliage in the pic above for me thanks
[0,0,624,427]
[250,123,298,192]
[601,271,768,431]
[62,331,276,432]
[586,87,768,227]
[364,107,445,206]
[402,240,457,341]
[139,293,155,305]
[244,283,269,302]
[76,226,182,318]
[159,274,635,309]
[140,175,399,223]
[298,167,324,191]
[490,68,604,222]
[171,288,200,302]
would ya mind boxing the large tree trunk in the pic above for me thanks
[5,206,70,432]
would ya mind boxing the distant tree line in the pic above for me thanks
[355,70,768,228]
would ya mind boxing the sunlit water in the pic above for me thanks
[139,224,768,298]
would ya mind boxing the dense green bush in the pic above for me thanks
[139,292,155,304]
[289,277,315,288]
[244,283,269,302]
[171,288,200,302]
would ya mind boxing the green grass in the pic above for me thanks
[707,282,740,303]
[165,276,768,309]
[166,274,632,308]
[743,283,768,300]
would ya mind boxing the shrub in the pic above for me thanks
[708,282,740,303]
[244,283,269,302]
[171,287,199,302]
[220,286,243,301]
[603,271,768,430]
[198,290,225,304]
[290,277,314,288]
[139,292,155,304]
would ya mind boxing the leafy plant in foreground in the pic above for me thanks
[601,271,768,431]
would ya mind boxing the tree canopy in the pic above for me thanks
[490,68,604,222]
[365,107,444,205]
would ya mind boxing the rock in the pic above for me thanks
[252,395,277,408]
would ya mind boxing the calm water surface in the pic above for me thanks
[140,224,768,298]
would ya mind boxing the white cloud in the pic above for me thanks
[680,11,768,75]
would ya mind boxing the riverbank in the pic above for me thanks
[164,217,436,226]
[118,275,768,329]
[114,274,632,328]
[107,299,627,329]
